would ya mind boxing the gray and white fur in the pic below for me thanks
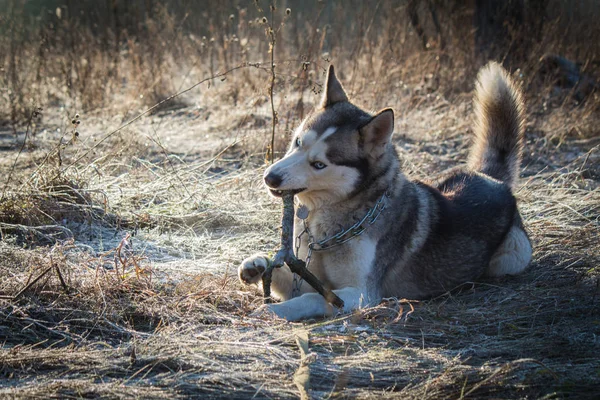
[239,63,532,321]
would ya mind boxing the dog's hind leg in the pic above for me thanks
[256,286,371,321]
[487,224,532,276]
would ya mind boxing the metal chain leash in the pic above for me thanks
[291,189,389,298]
[292,221,313,297]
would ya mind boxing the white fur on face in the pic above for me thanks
[320,126,338,140]
[301,130,318,147]
[265,126,360,209]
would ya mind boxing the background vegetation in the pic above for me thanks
[1,0,598,398]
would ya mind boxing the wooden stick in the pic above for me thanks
[262,193,344,309]
[5,265,54,301]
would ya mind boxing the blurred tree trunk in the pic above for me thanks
[474,0,547,66]
[407,0,445,51]
[474,0,523,65]
[407,0,428,50]
[528,0,548,39]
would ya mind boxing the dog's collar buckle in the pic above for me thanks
[296,204,310,220]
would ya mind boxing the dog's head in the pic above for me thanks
[264,66,395,209]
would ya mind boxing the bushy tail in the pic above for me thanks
[468,62,525,189]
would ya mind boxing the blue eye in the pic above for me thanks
[295,137,301,147]
[311,161,327,170]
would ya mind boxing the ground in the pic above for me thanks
[1,68,599,399]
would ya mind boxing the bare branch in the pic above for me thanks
[262,193,344,309]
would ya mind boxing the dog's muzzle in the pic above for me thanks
[264,171,305,197]
[264,172,283,188]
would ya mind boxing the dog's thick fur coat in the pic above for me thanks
[239,63,532,321]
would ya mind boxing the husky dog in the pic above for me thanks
[239,63,532,321]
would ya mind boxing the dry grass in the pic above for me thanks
[1,1,600,399]
[1,91,598,398]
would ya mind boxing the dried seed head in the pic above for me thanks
[75,113,79,118]
[229,14,234,20]
[286,8,291,15]
[72,119,76,124]
[262,17,267,24]
[76,120,81,125]
[74,131,80,137]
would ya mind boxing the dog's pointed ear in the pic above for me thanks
[360,108,394,157]
[321,65,348,108]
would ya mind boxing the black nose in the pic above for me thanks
[264,172,283,188]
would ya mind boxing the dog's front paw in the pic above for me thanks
[250,303,292,321]
[238,254,270,285]
[250,302,303,321]
[250,303,280,319]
